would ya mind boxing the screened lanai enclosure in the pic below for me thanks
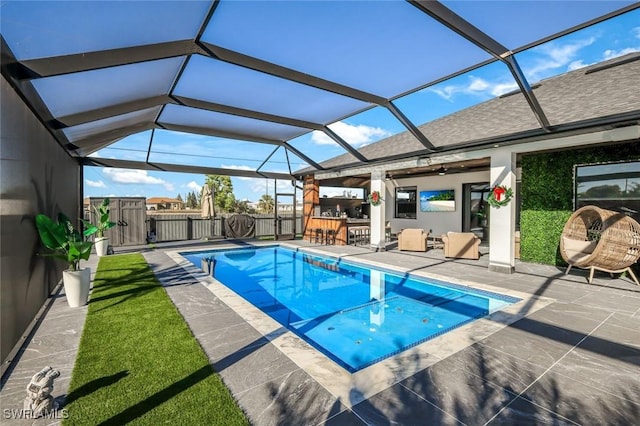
[2,1,640,374]
[2,1,639,178]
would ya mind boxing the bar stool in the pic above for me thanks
[349,226,368,246]
[360,226,370,245]
[312,228,324,244]
[325,229,337,245]
[348,227,357,245]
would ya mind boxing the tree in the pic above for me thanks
[231,200,252,214]
[176,194,183,202]
[204,175,236,213]
[186,191,199,209]
[258,194,275,214]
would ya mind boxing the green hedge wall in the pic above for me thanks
[520,142,640,266]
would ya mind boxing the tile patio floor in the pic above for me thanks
[1,239,639,425]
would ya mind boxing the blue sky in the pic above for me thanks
[80,4,639,202]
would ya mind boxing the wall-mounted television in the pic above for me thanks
[420,190,455,212]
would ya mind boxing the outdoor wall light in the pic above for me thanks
[437,166,446,176]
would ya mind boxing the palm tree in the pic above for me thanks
[258,194,275,214]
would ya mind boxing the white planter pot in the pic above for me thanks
[95,237,109,257]
[62,268,91,307]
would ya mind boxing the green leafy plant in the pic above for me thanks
[83,198,116,239]
[35,213,93,271]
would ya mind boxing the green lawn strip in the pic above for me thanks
[63,253,248,425]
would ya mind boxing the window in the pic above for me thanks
[575,160,640,223]
[395,187,417,219]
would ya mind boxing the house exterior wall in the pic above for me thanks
[0,76,81,374]
[385,170,489,236]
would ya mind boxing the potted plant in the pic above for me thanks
[82,198,116,257]
[36,212,93,307]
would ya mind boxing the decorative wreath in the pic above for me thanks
[487,185,513,208]
[368,191,384,206]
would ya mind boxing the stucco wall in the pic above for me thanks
[1,76,81,373]
[385,170,489,235]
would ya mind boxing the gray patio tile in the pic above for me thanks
[42,292,88,319]
[323,409,368,426]
[195,322,267,362]
[215,340,299,396]
[236,368,345,426]
[168,294,229,318]
[182,308,247,337]
[26,310,87,339]
[398,356,514,425]
[3,348,77,382]
[163,279,216,301]
[572,290,640,314]
[548,343,640,402]
[597,312,640,335]
[448,343,547,395]
[487,396,578,425]
[351,382,463,426]
[477,317,589,369]
[518,370,640,425]
[22,328,82,358]
[522,301,611,334]
[522,282,597,304]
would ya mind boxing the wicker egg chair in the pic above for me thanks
[560,205,640,285]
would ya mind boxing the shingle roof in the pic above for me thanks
[300,53,640,174]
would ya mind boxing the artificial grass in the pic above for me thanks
[63,254,248,425]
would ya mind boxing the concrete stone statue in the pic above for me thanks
[24,366,60,417]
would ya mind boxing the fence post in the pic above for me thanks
[187,217,193,240]
[221,216,226,238]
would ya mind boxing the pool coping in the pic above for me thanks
[167,242,555,408]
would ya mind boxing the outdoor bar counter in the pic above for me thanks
[306,217,370,245]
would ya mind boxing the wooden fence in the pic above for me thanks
[147,213,301,242]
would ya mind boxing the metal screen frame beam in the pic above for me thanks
[157,123,284,145]
[321,126,370,162]
[408,0,551,131]
[81,157,294,180]
[385,101,437,150]
[72,122,157,153]
[17,40,204,79]
[52,95,174,128]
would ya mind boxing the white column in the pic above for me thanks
[370,170,386,251]
[488,149,517,274]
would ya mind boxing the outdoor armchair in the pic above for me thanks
[397,228,429,252]
[442,232,480,260]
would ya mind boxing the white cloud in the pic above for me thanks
[312,121,391,148]
[633,27,640,40]
[567,59,591,71]
[429,77,517,101]
[103,168,174,191]
[526,37,596,78]
[487,82,518,97]
[603,47,640,60]
[468,77,489,92]
[186,181,202,192]
[85,179,106,188]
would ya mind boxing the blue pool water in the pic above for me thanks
[182,246,520,372]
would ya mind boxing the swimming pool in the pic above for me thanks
[183,246,520,372]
